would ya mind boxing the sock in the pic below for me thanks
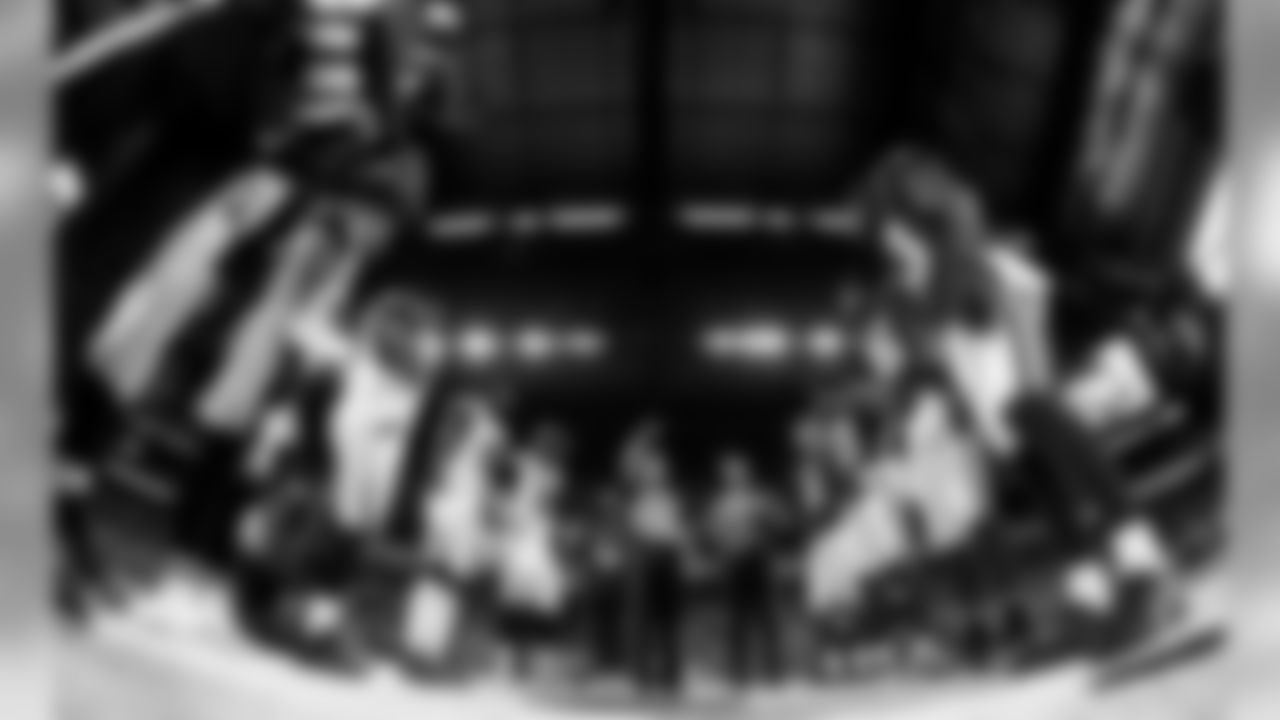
[1110,520,1170,578]
[1062,561,1117,616]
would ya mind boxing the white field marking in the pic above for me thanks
[75,565,1232,720]
[70,608,1098,720]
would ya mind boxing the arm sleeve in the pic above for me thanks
[988,242,1057,390]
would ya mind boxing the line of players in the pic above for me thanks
[196,148,1217,693]
[56,137,1218,695]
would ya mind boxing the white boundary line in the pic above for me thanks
[65,563,1225,720]
[69,614,1095,720]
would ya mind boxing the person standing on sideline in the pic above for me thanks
[284,285,449,662]
[707,452,784,686]
[576,478,630,676]
[620,422,689,695]
[400,391,506,675]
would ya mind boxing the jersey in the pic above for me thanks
[709,485,775,560]
[882,392,988,552]
[582,489,630,577]
[327,349,424,532]
[804,480,910,615]
[933,239,1046,459]
[629,483,685,552]
[987,241,1055,387]
[936,323,1022,457]
[422,400,504,580]
[495,454,569,611]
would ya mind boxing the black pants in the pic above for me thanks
[1006,394,1130,548]
[55,489,107,622]
[723,554,781,684]
[581,572,626,672]
[631,550,684,693]
[59,369,124,465]
[174,433,252,573]
[500,604,567,676]
[56,488,100,577]
[1129,303,1221,425]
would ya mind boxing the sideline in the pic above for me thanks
[65,614,1095,720]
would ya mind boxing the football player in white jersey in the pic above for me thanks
[293,288,446,536]
[286,198,438,523]
[884,382,989,559]
[794,385,913,679]
[492,424,574,677]
[861,148,1183,655]
[421,394,507,587]
[280,281,448,664]
[707,452,784,685]
[400,391,508,674]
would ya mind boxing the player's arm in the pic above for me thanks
[285,219,372,371]
[987,238,1058,393]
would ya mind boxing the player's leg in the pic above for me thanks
[747,552,783,684]
[1009,393,1177,655]
[595,570,627,675]
[653,550,685,693]
[723,557,753,685]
